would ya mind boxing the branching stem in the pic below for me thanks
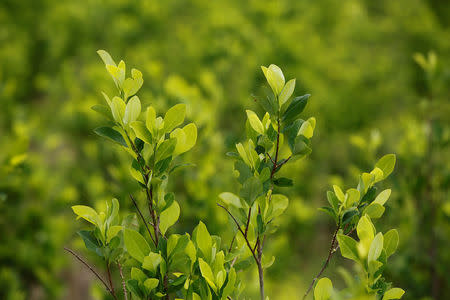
[64,247,117,299]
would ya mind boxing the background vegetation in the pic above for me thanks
[0,0,448,299]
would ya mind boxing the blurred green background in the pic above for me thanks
[0,0,449,299]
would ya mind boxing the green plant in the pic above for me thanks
[69,52,406,300]
[309,155,405,300]
[218,64,315,300]
[68,51,240,300]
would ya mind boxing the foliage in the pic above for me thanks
[0,1,448,299]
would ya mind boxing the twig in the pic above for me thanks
[244,206,252,237]
[64,247,117,299]
[217,203,259,263]
[106,261,116,298]
[117,262,128,300]
[303,225,340,299]
[130,194,156,246]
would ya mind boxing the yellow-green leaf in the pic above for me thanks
[159,201,180,235]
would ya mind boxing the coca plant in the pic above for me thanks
[69,50,241,300]
[218,64,315,300]
[68,51,405,300]
[309,155,406,300]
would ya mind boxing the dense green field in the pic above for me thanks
[0,0,448,299]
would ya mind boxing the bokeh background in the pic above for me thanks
[1,0,449,299]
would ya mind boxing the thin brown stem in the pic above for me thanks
[257,239,264,300]
[106,261,116,298]
[217,203,259,263]
[303,225,341,299]
[64,247,117,299]
[117,262,128,300]
[130,194,156,246]
[244,206,252,238]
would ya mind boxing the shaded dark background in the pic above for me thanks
[0,0,449,299]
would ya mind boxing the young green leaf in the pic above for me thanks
[384,229,399,257]
[123,96,141,125]
[278,79,296,106]
[314,277,333,300]
[246,110,265,134]
[159,200,180,235]
[72,205,101,227]
[195,221,212,262]
[337,234,359,262]
[382,288,405,300]
[198,258,217,292]
[261,64,285,96]
[111,96,126,123]
[94,127,128,147]
[375,154,396,179]
[124,228,151,263]
[164,103,186,133]
[368,232,384,262]
[373,189,391,206]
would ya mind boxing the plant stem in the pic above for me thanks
[64,247,117,299]
[130,194,156,246]
[257,239,265,300]
[303,225,340,299]
[106,261,116,298]
[117,262,128,300]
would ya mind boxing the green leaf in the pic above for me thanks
[131,267,147,282]
[314,277,333,300]
[97,50,116,66]
[195,221,212,262]
[270,194,289,218]
[123,69,144,99]
[337,234,359,262]
[159,200,180,235]
[240,177,263,203]
[123,96,141,125]
[221,268,236,299]
[298,118,315,138]
[375,154,396,179]
[341,208,359,225]
[155,138,176,163]
[142,252,162,274]
[144,278,159,292]
[333,185,346,203]
[164,103,186,133]
[384,229,399,257]
[278,79,296,106]
[368,232,384,262]
[318,206,336,221]
[246,110,265,134]
[273,177,293,187]
[72,205,101,227]
[199,258,217,292]
[363,203,385,219]
[124,228,150,263]
[130,121,152,144]
[326,191,340,213]
[282,94,310,124]
[91,104,113,120]
[94,127,127,147]
[78,230,101,252]
[345,188,360,207]
[262,64,285,95]
[218,192,242,208]
[111,96,126,123]
[170,123,197,155]
[292,135,312,156]
[373,189,391,206]
[382,288,405,300]
[107,226,122,243]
